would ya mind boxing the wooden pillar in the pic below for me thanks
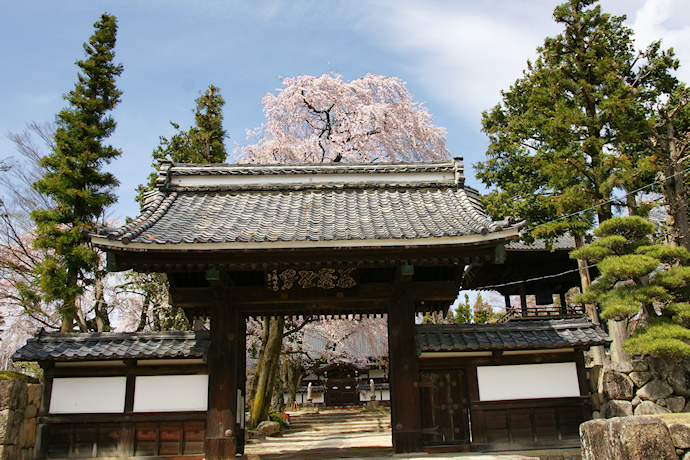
[519,284,528,317]
[559,292,568,316]
[236,313,247,455]
[388,274,423,453]
[205,300,243,459]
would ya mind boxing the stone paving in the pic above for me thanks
[241,408,580,460]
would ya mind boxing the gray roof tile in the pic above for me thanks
[95,159,523,247]
[12,330,210,362]
[416,318,611,352]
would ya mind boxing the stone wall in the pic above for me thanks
[0,380,41,460]
[590,358,690,418]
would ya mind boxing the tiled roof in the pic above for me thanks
[294,385,327,394]
[12,330,210,362]
[357,382,390,391]
[416,318,611,353]
[93,158,523,249]
[505,234,578,251]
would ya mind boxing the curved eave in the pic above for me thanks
[92,227,521,253]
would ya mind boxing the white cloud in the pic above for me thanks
[629,0,690,82]
[361,0,559,123]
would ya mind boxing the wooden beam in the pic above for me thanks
[170,281,461,311]
[107,243,500,272]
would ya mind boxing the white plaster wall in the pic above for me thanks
[477,362,580,401]
[50,377,126,414]
[133,375,208,412]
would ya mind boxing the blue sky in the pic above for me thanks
[2,0,690,222]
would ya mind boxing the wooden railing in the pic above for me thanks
[499,305,586,322]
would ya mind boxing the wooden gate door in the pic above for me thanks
[325,368,358,407]
[419,370,471,445]
[326,377,358,406]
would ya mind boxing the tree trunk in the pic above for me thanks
[93,276,110,332]
[249,316,285,428]
[608,319,631,363]
[284,360,303,408]
[574,234,606,365]
[249,317,270,404]
[660,117,690,250]
[136,292,151,332]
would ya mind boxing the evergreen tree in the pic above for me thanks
[472,293,497,324]
[131,85,226,331]
[571,216,690,360]
[137,85,226,205]
[29,13,122,332]
[454,294,473,324]
[475,0,666,237]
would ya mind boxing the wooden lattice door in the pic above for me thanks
[419,371,471,445]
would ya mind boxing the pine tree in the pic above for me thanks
[30,13,123,332]
[137,85,227,205]
[571,216,690,360]
[454,294,473,324]
[472,293,497,324]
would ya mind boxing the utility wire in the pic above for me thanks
[524,165,690,233]
[478,166,690,292]
[470,264,596,291]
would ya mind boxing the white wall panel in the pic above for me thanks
[133,375,208,412]
[477,362,580,401]
[50,377,126,414]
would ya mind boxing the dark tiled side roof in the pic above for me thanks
[294,385,327,394]
[356,382,390,391]
[416,318,611,353]
[12,330,210,362]
[505,234,592,251]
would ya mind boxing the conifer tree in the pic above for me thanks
[454,294,473,324]
[475,0,667,236]
[30,13,123,332]
[137,85,227,205]
[571,216,690,360]
[132,85,226,331]
[472,293,498,324]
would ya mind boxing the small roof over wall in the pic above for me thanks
[416,318,611,353]
[12,330,210,363]
[92,158,523,272]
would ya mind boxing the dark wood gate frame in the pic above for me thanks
[92,158,524,458]
[101,242,513,457]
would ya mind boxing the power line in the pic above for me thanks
[477,166,690,292]
[470,264,595,291]
[525,165,690,233]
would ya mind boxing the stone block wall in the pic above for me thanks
[581,416,690,459]
[0,380,41,460]
[589,358,690,418]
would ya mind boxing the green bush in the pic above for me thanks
[269,412,289,428]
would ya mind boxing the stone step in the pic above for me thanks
[289,422,391,434]
[286,410,391,435]
[290,416,390,426]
